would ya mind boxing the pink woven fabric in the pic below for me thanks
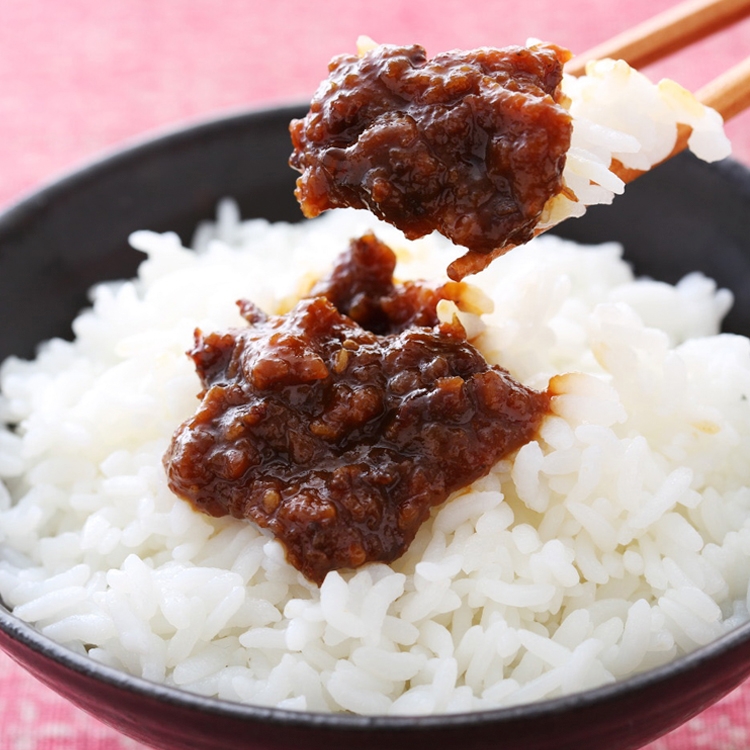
[1,1,749,747]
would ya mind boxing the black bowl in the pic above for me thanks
[1,105,750,750]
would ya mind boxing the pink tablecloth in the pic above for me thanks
[1,1,749,747]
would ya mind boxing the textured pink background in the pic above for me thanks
[1,1,750,748]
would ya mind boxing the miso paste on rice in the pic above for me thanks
[1,202,749,715]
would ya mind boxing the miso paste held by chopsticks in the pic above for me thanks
[290,38,730,280]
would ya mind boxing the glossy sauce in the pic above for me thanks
[164,235,549,584]
[290,44,572,278]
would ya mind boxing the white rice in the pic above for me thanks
[541,55,731,228]
[1,199,749,715]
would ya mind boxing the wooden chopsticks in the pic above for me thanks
[565,0,750,76]
[696,55,750,119]
[565,0,750,123]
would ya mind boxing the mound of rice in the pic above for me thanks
[1,202,749,716]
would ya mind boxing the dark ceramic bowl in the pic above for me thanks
[1,105,750,750]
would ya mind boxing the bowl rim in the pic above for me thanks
[3,597,750,729]
[2,102,749,229]
[0,102,308,233]
[1,103,750,731]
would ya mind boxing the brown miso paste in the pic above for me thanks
[164,235,549,584]
[289,43,573,279]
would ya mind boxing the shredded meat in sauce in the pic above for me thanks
[289,43,573,280]
[164,235,549,584]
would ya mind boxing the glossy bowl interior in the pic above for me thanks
[1,105,750,750]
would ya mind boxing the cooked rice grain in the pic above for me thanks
[1,205,749,715]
